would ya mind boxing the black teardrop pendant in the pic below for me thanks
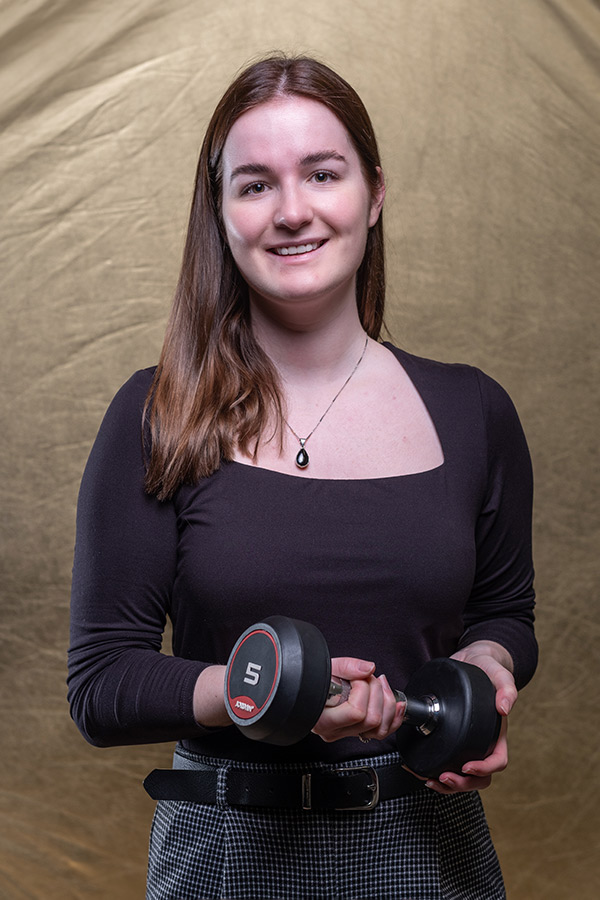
[295,446,309,469]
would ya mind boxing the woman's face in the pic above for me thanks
[220,96,384,329]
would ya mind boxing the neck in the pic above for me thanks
[251,305,368,387]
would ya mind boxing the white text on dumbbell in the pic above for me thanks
[235,700,255,712]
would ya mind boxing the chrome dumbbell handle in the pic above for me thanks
[326,677,441,736]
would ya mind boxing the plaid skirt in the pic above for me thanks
[146,746,505,900]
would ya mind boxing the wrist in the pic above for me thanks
[193,665,231,728]
[453,640,514,674]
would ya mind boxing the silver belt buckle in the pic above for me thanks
[334,765,380,811]
[301,765,380,811]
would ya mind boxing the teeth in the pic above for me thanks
[274,242,319,256]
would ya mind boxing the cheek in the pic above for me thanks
[222,206,242,248]
[222,201,265,249]
[329,188,374,234]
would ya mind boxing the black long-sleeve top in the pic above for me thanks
[68,345,537,763]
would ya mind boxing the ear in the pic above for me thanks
[368,166,385,228]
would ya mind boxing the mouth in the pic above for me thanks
[268,240,327,257]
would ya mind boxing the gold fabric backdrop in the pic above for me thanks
[1,1,599,896]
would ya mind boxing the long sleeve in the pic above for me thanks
[458,369,537,689]
[67,369,209,746]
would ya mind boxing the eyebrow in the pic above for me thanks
[229,150,347,182]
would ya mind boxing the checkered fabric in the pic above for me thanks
[146,748,505,900]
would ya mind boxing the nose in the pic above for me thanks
[273,184,313,231]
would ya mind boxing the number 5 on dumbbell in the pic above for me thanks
[244,662,262,686]
[224,616,501,779]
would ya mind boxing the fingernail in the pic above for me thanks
[425,780,436,789]
[357,661,374,673]
[500,700,510,715]
[439,775,455,788]
[462,766,475,775]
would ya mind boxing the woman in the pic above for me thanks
[68,55,537,899]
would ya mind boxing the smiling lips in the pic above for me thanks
[270,240,326,256]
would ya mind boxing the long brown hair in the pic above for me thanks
[144,54,386,499]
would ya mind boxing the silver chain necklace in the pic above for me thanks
[284,336,369,469]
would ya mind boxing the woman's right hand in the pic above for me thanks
[311,658,405,743]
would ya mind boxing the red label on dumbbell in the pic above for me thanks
[225,627,280,724]
[228,695,259,719]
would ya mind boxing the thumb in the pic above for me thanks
[331,657,375,680]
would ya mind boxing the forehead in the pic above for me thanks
[221,96,357,171]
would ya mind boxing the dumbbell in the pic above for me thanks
[224,616,501,778]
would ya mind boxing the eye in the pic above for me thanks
[242,182,268,196]
[311,171,336,184]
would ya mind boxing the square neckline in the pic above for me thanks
[229,343,446,483]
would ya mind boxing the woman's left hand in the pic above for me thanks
[422,640,516,794]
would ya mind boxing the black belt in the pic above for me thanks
[144,762,423,812]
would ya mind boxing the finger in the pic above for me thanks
[412,714,509,792]
[496,682,518,717]
[374,675,396,737]
[450,648,518,717]
[332,677,371,728]
[483,661,517,716]
[390,697,406,733]
[375,674,404,737]
[354,675,406,741]
[358,675,385,737]
[320,676,387,742]
[486,663,518,716]
[332,675,379,739]
[331,657,375,681]
[426,772,493,794]
[314,671,404,742]
[460,718,509,778]
[312,671,372,741]
[312,704,365,743]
